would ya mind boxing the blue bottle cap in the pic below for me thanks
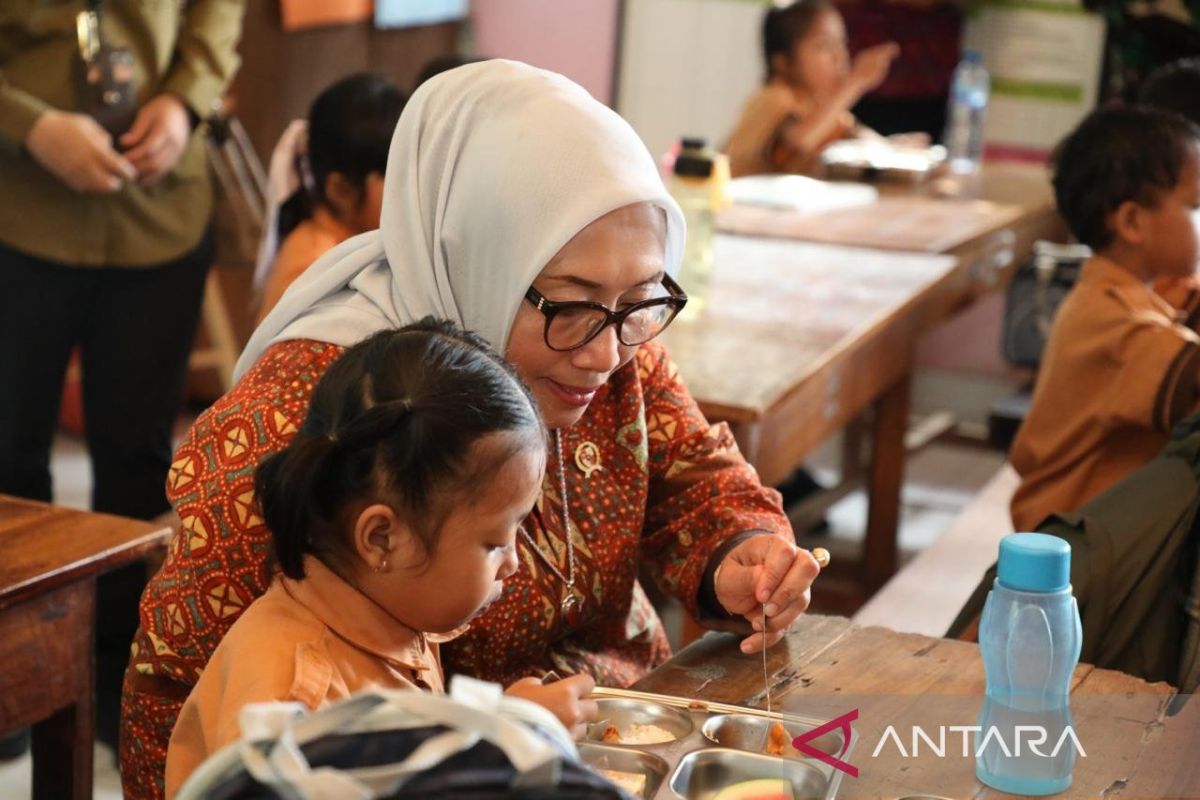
[996,533,1071,592]
[962,49,983,64]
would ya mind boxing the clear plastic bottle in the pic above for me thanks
[944,50,990,176]
[976,533,1082,796]
[671,137,717,318]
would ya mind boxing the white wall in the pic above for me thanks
[617,0,765,160]
[472,0,621,104]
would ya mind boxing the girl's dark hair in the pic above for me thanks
[277,72,407,240]
[255,318,546,580]
[762,0,835,81]
[1051,105,1200,251]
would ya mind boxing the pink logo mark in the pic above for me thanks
[791,708,859,778]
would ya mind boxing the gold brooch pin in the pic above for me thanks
[574,441,603,477]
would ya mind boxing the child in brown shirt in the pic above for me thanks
[164,321,598,797]
[256,74,405,323]
[725,0,899,177]
[1010,107,1200,531]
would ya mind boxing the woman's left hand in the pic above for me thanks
[714,534,821,654]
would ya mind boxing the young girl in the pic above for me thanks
[163,319,598,797]
[725,0,900,177]
[254,73,407,323]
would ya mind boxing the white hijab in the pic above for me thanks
[235,59,686,381]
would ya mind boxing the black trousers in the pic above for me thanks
[0,235,212,748]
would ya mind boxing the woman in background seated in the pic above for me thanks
[725,0,898,177]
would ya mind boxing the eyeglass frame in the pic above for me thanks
[523,273,689,352]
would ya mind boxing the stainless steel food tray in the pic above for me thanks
[580,686,855,800]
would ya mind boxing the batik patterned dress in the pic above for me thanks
[119,337,791,799]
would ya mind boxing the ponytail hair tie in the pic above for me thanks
[385,398,414,415]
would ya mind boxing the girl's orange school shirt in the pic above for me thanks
[256,206,356,325]
[725,80,855,178]
[163,555,462,798]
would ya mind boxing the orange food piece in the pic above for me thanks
[765,721,789,756]
[600,723,621,743]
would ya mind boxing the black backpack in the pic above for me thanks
[176,678,634,800]
[1001,241,1090,368]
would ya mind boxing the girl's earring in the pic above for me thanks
[377,557,388,574]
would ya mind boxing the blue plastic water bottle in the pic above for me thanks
[976,533,1083,796]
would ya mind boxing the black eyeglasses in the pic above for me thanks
[524,274,688,352]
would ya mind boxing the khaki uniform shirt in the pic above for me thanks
[1011,257,1200,531]
[164,556,463,798]
[0,0,244,266]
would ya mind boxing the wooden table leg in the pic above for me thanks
[32,701,93,800]
[863,374,912,593]
[26,580,95,800]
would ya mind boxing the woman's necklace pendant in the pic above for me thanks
[562,589,583,626]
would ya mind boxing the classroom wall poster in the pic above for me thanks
[964,0,1107,159]
[375,0,469,29]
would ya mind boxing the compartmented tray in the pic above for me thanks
[580,687,855,800]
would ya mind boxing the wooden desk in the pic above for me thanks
[719,163,1064,288]
[670,163,1065,608]
[664,239,958,607]
[634,615,1197,799]
[0,496,171,800]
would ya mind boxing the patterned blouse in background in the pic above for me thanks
[120,336,792,799]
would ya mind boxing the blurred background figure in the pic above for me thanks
[725,0,900,177]
[254,73,407,323]
[837,0,963,141]
[0,0,245,756]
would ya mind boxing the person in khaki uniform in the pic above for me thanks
[1011,106,1200,532]
[0,0,245,753]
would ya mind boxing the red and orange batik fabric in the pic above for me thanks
[120,340,343,800]
[119,337,790,799]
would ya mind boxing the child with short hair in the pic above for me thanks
[725,0,899,177]
[1010,106,1200,531]
[1139,58,1200,331]
[164,319,597,797]
[255,73,406,323]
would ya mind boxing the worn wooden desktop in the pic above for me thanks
[0,495,172,800]
[666,163,1066,609]
[634,615,1197,799]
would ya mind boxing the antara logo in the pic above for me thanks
[785,710,1087,780]
[871,725,1087,759]
[791,709,859,778]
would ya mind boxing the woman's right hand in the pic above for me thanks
[505,673,598,738]
[849,42,901,94]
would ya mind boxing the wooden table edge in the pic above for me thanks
[0,523,172,610]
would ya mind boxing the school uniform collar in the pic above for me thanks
[281,556,468,674]
[1083,255,1177,317]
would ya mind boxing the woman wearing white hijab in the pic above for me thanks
[121,60,819,799]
